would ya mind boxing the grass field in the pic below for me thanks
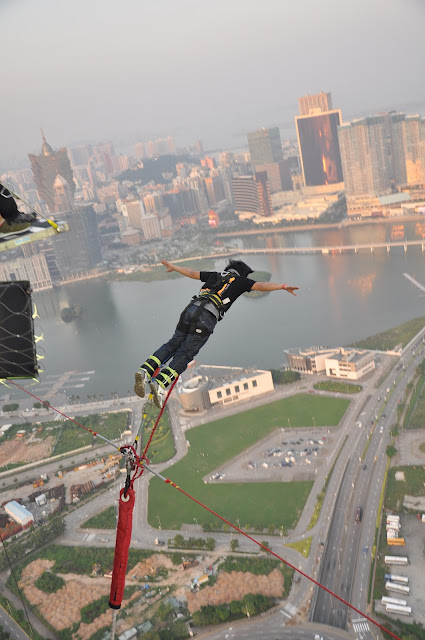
[140,405,175,463]
[313,381,362,394]
[349,315,425,351]
[148,393,349,531]
[384,466,425,512]
[82,506,116,529]
[405,374,425,428]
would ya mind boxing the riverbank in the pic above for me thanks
[215,213,425,238]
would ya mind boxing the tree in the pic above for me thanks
[205,537,216,551]
[173,534,184,548]
[230,539,239,552]
[2,403,19,412]
[386,445,397,458]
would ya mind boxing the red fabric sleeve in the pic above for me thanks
[109,486,135,609]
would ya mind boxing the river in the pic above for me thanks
[13,219,425,400]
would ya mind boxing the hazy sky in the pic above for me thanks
[1,0,425,168]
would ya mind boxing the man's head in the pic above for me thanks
[224,260,254,278]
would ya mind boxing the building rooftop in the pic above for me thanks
[5,500,33,520]
[378,193,411,206]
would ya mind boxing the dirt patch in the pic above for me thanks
[127,553,176,580]
[186,568,284,613]
[20,558,109,632]
[0,436,55,467]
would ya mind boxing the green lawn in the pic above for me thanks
[406,374,425,428]
[349,315,425,351]
[148,394,349,530]
[384,466,425,512]
[314,381,362,394]
[82,506,116,529]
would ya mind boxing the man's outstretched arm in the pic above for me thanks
[251,281,299,295]
[161,259,201,280]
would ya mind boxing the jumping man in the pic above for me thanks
[135,259,298,408]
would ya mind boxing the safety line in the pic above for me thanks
[7,379,120,451]
[141,461,402,640]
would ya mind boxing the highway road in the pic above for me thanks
[311,327,425,639]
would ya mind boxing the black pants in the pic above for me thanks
[152,303,217,374]
[0,186,20,222]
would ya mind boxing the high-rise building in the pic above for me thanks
[232,173,272,217]
[28,130,75,212]
[254,160,293,193]
[0,254,52,291]
[134,142,146,160]
[298,92,333,116]
[403,115,425,185]
[120,200,145,230]
[52,174,74,213]
[204,175,226,206]
[247,127,283,167]
[295,109,344,188]
[49,206,102,281]
[338,116,391,197]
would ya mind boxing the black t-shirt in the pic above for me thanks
[199,271,255,316]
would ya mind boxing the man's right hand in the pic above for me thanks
[161,259,174,272]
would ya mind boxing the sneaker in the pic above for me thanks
[13,211,37,224]
[134,368,151,398]
[0,220,31,237]
[149,379,168,409]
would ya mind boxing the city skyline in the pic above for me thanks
[2,0,425,168]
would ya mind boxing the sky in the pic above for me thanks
[1,0,425,169]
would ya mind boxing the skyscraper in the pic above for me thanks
[247,127,291,193]
[298,92,333,116]
[28,130,75,213]
[232,173,272,217]
[50,206,102,281]
[338,116,391,197]
[295,109,344,188]
[247,127,283,166]
[403,115,425,185]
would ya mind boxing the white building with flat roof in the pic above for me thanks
[4,500,34,527]
[285,347,375,380]
[177,365,274,412]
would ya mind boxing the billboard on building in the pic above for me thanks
[296,110,344,186]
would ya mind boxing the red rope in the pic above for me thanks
[140,377,178,462]
[151,474,401,640]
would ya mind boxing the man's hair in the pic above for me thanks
[224,260,254,278]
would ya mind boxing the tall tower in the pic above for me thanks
[28,130,75,212]
[337,116,391,197]
[295,93,343,189]
[298,92,333,116]
[247,127,283,166]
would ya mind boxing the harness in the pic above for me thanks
[176,270,238,336]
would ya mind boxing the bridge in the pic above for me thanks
[218,239,425,256]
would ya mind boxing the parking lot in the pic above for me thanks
[206,427,335,483]
[376,514,425,625]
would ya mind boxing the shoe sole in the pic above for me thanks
[134,372,146,398]
[0,226,31,238]
[149,381,162,408]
